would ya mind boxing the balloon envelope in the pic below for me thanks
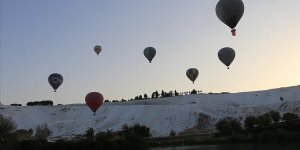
[216,0,244,36]
[186,68,199,84]
[144,47,156,63]
[94,45,102,55]
[48,73,63,92]
[85,92,104,114]
[218,47,235,69]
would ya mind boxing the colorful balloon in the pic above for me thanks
[85,92,104,115]
[48,73,63,92]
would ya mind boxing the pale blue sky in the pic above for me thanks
[1,0,300,105]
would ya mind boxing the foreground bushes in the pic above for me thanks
[0,113,16,143]
[214,111,300,143]
[1,123,151,150]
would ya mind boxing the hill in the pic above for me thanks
[1,85,300,140]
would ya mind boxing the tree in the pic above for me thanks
[215,117,241,135]
[95,129,113,143]
[175,90,179,96]
[120,124,151,138]
[282,112,299,121]
[215,118,232,135]
[155,90,159,98]
[84,127,95,142]
[144,93,148,99]
[10,103,22,106]
[244,116,257,129]
[0,113,16,143]
[269,110,280,122]
[161,90,165,97]
[191,89,197,94]
[138,95,143,100]
[151,92,155,98]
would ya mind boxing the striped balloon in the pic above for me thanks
[186,68,199,84]
[144,47,156,63]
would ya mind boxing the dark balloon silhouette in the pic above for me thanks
[48,73,63,92]
[186,68,199,84]
[216,0,244,36]
[218,47,235,69]
[144,47,156,63]
[94,45,102,55]
[85,92,104,115]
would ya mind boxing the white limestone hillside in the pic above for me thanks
[1,85,300,140]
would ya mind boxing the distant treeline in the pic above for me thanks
[26,100,53,106]
[9,89,231,106]
[106,89,205,102]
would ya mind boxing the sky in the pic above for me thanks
[1,0,300,105]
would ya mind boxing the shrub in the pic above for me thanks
[269,110,280,122]
[120,124,151,138]
[256,113,272,125]
[282,112,299,121]
[215,117,241,135]
[26,100,53,106]
[0,113,16,142]
[169,130,176,136]
[10,103,22,106]
[244,116,257,129]
[95,129,114,143]
[84,127,95,142]
[35,124,51,140]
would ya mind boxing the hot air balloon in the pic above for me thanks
[48,73,63,92]
[186,68,199,84]
[94,45,102,55]
[216,0,244,36]
[85,92,104,115]
[144,47,156,63]
[218,47,235,69]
